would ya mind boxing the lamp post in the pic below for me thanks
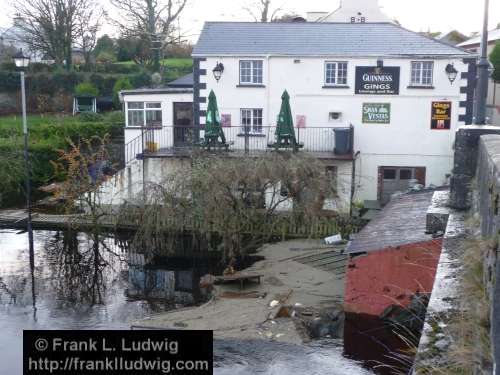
[13,49,35,273]
[475,0,490,125]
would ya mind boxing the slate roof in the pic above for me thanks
[193,22,471,57]
[167,73,194,88]
[345,191,435,255]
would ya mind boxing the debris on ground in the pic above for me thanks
[133,239,347,344]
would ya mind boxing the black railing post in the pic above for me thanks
[244,125,250,155]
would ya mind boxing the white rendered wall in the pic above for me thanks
[322,0,391,23]
[123,92,193,150]
[198,56,467,202]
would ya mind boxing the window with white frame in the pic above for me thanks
[325,61,348,86]
[410,61,434,86]
[241,109,263,133]
[240,60,263,84]
[127,102,162,127]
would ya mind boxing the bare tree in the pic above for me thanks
[110,0,188,69]
[74,7,105,66]
[13,0,102,70]
[243,0,285,22]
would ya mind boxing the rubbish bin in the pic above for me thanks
[334,126,353,155]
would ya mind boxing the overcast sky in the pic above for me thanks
[1,0,499,42]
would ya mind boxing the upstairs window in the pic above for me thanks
[240,60,263,84]
[411,61,434,87]
[325,61,348,86]
[127,102,162,127]
[241,108,263,133]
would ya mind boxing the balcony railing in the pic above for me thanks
[125,125,353,164]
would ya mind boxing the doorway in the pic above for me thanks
[173,102,194,147]
[378,167,426,205]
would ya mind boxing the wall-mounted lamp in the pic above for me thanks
[212,62,224,82]
[375,58,384,73]
[445,63,458,84]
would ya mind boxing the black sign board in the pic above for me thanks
[431,101,452,130]
[355,66,400,95]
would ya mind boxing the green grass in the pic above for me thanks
[0,114,75,131]
[115,58,193,69]
[0,112,124,207]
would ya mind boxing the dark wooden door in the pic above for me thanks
[173,102,193,147]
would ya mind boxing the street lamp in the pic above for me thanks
[445,63,458,84]
[14,48,30,68]
[13,48,35,275]
[475,0,490,125]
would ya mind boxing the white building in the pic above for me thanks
[307,0,392,23]
[458,28,500,124]
[113,22,474,212]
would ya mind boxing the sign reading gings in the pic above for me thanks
[431,101,452,130]
[362,103,391,124]
[355,67,400,95]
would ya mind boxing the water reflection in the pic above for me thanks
[0,228,210,374]
[0,228,373,375]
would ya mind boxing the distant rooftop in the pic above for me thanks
[458,28,500,47]
[346,191,437,255]
[193,22,471,57]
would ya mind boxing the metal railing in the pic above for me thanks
[124,125,353,163]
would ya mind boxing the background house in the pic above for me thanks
[459,28,500,124]
[306,0,392,23]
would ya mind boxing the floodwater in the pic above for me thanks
[0,228,372,374]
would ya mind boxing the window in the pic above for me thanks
[383,169,397,180]
[399,169,413,180]
[241,109,263,133]
[240,60,263,84]
[411,61,434,86]
[127,102,144,127]
[146,103,162,127]
[325,62,348,86]
[326,166,338,194]
[127,102,162,127]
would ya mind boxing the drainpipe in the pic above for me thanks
[350,151,361,217]
[266,55,271,132]
[474,0,490,125]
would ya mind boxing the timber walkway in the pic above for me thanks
[0,210,125,231]
[0,209,358,239]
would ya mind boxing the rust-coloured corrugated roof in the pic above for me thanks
[346,191,435,255]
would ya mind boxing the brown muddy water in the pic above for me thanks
[0,228,373,374]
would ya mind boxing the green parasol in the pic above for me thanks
[275,90,297,145]
[205,90,226,144]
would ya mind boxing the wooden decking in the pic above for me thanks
[0,209,355,240]
[0,210,124,231]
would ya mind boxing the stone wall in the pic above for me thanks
[476,135,500,373]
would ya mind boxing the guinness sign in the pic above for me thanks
[355,66,400,95]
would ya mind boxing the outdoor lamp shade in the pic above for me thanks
[13,49,30,68]
[213,62,224,82]
[445,63,458,84]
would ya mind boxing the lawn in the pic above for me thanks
[0,112,125,207]
[115,58,193,69]
[0,112,124,139]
